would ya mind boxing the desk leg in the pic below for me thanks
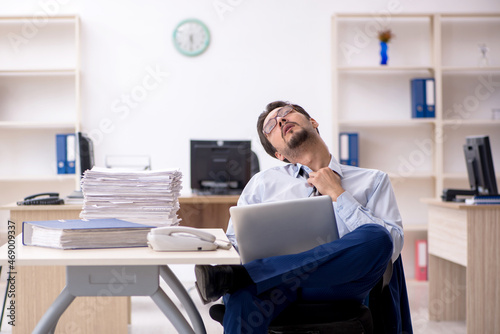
[160,265,207,334]
[32,286,75,334]
[151,287,195,334]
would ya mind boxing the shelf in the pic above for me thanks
[0,15,80,206]
[442,66,500,72]
[403,224,428,232]
[388,172,435,180]
[0,175,76,182]
[0,69,77,75]
[442,119,500,126]
[337,66,433,72]
[0,15,77,21]
[0,121,76,129]
[339,119,435,127]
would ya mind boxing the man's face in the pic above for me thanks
[263,106,318,161]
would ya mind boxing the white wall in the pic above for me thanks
[4,0,500,193]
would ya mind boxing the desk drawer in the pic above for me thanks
[428,206,467,267]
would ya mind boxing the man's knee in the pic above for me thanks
[354,224,393,255]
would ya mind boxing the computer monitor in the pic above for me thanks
[463,135,498,196]
[442,135,498,201]
[67,132,94,200]
[190,140,253,195]
[78,132,95,178]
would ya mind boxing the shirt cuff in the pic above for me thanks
[335,191,363,231]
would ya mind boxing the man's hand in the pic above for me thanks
[308,167,345,201]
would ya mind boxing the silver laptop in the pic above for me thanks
[230,195,339,264]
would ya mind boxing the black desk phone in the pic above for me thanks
[17,192,64,206]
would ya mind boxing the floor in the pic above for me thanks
[0,265,466,334]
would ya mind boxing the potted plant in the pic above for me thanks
[378,29,394,65]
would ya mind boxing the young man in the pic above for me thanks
[195,101,406,334]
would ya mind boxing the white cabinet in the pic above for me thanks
[0,16,80,205]
[332,13,500,277]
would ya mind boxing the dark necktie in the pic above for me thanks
[299,167,321,196]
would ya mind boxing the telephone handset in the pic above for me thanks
[147,226,232,251]
[17,192,64,206]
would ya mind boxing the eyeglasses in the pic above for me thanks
[263,105,294,135]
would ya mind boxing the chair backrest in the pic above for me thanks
[369,255,412,334]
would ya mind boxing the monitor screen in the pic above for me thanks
[190,140,253,195]
[78,132,95,178]
[463,135,498,196]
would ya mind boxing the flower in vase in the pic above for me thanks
[378,29,394,43]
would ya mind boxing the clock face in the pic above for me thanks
[173,19,210,57]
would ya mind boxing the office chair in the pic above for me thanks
[209,256,412,334]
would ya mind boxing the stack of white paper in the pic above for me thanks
[80,167,182,227]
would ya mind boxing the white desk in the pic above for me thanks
[0,229,240,334]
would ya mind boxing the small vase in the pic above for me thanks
[380,41,388,65]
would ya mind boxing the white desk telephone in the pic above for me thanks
[147,226,232,251]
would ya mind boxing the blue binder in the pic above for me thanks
[66,133,76,174]
[56,134,67,174]
[411,78,435,118]
[339,132,359,166]
[410,79,426,118]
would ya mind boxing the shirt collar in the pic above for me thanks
[294,155,344,179]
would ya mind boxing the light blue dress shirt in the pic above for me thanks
[226,155,404,262]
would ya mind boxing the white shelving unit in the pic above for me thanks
[0,16,80,207]
[332,13,500,277]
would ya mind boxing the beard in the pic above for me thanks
[286,127,310,149]
[279,126,312,161]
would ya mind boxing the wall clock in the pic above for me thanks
[173,19,210,57]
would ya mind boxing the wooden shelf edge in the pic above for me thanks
[339,119,435,127]
[0,122,76,129]
[0,175,77,182]
[404,224,428,232]
[337,66,433,72]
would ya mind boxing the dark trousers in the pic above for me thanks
[222,224,394,334]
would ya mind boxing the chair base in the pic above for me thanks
[209,300,373,334]
[268,300,373,334]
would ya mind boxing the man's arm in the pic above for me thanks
[335,172,404,262]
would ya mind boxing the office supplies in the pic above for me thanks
[17,192,64,206]
[424,78,435,118]
[415,239,428,281]
[230,195,339,264]
[465,195,500,205]
[22,218,154,249]
[56,134,67,174]
[339,132,359,166]
[66,133,76,174]
[80,167,182,227]
[411,78,435,118]
[410,77,435,118]
[411,78,426,118]
[147,226,231,251]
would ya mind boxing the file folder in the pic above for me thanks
[339,132,358,166]
[415,239,428,281]
[411,78,435,118]
[66,133,76,174]
[424,78,435,118]
[56,134,67,174]
[410,79,426,118]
